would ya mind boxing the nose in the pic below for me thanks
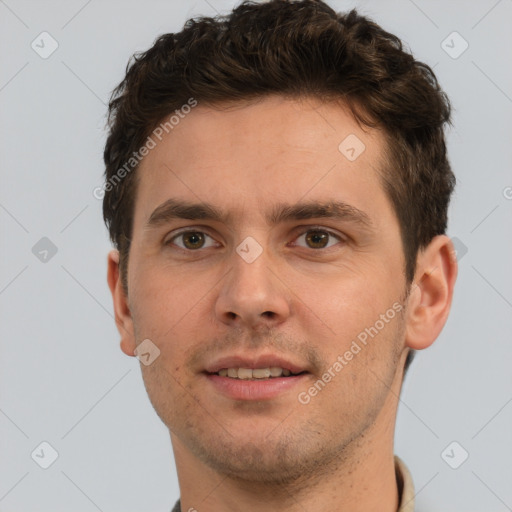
[215,245,291,330]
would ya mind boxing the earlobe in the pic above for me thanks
[404,235,458,350]
[107,249,136,357]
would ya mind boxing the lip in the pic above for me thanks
[205,373,309,401]
[203,353,310,401]
[204,354,307,375]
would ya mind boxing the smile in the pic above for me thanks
[213,367,305,379]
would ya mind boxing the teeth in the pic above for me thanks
[215,367,300,379]
[238,368,253,380]
[269,366,283,377]
[252,368,271,379]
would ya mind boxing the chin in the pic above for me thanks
[183,425,347,486]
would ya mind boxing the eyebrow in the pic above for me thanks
[146,198,373,230]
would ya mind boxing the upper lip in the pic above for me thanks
[204,354,308,374]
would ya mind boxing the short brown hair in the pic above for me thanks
[103,0,455,373]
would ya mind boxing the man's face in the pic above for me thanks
[122,95,410,482]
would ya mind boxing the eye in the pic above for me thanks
[292,228,344,250]
[166,230,219,251]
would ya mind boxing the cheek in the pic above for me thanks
[299,266,403,373]
[301,268,387,332]
[129,267,216,368]
[131,261,203,325]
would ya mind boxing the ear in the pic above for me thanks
[404,235,458,350]
[107,249,136,357]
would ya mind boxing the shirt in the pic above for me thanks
[171,455,415,512]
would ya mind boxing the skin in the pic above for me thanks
[107,95,457,511]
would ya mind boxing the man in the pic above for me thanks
[103,1,457,510]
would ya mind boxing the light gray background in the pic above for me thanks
[1,0,511,510]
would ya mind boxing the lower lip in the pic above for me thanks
[205,373,308,401]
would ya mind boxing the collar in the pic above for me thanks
[395,455,415,512]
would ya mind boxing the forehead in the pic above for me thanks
[133,95,390,228]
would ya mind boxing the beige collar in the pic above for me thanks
[395,455,415,511]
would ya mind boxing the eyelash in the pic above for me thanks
[165,226,346,252]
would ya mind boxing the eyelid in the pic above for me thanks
[291,224,346,239]
[288,225,346,248]
[165,224,346,251]
[165,226,219,247]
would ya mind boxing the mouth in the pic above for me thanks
[206,366,307,379]
[203,355,310,401]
